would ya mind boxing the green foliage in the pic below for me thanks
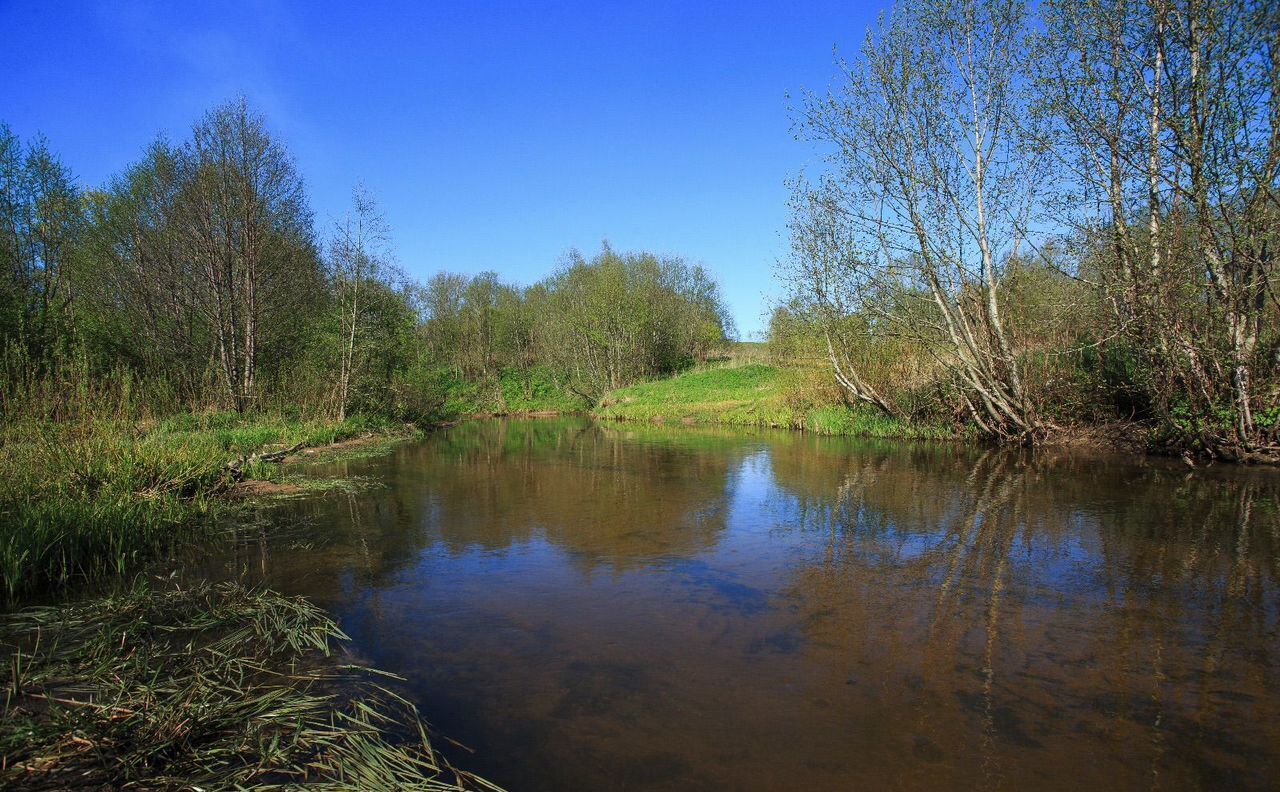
[497,366,589,414]
[0,124,85,368]
[415,247,735,405]
[419,366,590,419]
[536,245,735,398]
[1074,339,1152,420]
[3,101,737,438]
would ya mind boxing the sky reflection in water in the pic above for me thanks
[203,418,1280,791]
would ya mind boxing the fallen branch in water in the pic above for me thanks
[224,440,308,479]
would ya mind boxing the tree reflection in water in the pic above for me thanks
[193,418,1279,791]
[781,440,1278,789]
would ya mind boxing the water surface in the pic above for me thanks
[203,418,1280,790]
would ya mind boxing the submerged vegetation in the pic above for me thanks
[0,580,501,791]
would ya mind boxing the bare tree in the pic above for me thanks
[329,185,393,421]
[782,186,902,417]
[1041,0,1279,458]
[791,0,1049,441]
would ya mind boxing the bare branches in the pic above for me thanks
[1041,0,1279,455]
[785,0,1277,453]
[330,185,396,422]
[788,0,1048,441]
[178,97,317,413]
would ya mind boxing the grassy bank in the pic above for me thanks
[0,414,500,788]
[430,366,590,419]
[0,411,417,600]
[0,580,499,791]
[594,363,957,440]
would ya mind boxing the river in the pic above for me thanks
[199,417,1280,790]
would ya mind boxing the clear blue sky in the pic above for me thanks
[1,0,882,338]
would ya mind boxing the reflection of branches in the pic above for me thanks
[1199,485,1260,697]
[981,538,1008,788]
[929,450,1024,630]
[912,449,1028,786]
[792,438,1279,774]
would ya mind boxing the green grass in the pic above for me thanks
[0,580,501,790]
[434,366,589,419]
[594,363,955,440]
[0,411,414,600]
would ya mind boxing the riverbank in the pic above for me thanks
[0,411,420,600]
[433,366,590,420]
[592,362,1190,459]
[594,363,957,440]
[0,411,511,790]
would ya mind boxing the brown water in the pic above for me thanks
[202,417,1280,790]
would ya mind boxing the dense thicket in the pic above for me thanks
[783,0,1278,459]
[0,100,733,422]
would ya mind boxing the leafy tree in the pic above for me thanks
[176,97,320,412]
[0,125,85,365]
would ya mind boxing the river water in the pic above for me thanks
[204,417,1280,790]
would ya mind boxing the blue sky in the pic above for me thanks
[1,0,882,337]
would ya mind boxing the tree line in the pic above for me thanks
[781,0,1278,459]
[0,98,734,422]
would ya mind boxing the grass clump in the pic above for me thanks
[0,580,501,791]
[0,412,413,600]
[595,363,955,440]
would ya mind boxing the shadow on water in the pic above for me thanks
[186,417,1280,791]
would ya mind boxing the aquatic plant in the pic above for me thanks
[0,580,501,791]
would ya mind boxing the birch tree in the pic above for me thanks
[792,0,1049,441]
[1041,0,1279,458]
[178,98,315,413]
[329,186,393,421]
